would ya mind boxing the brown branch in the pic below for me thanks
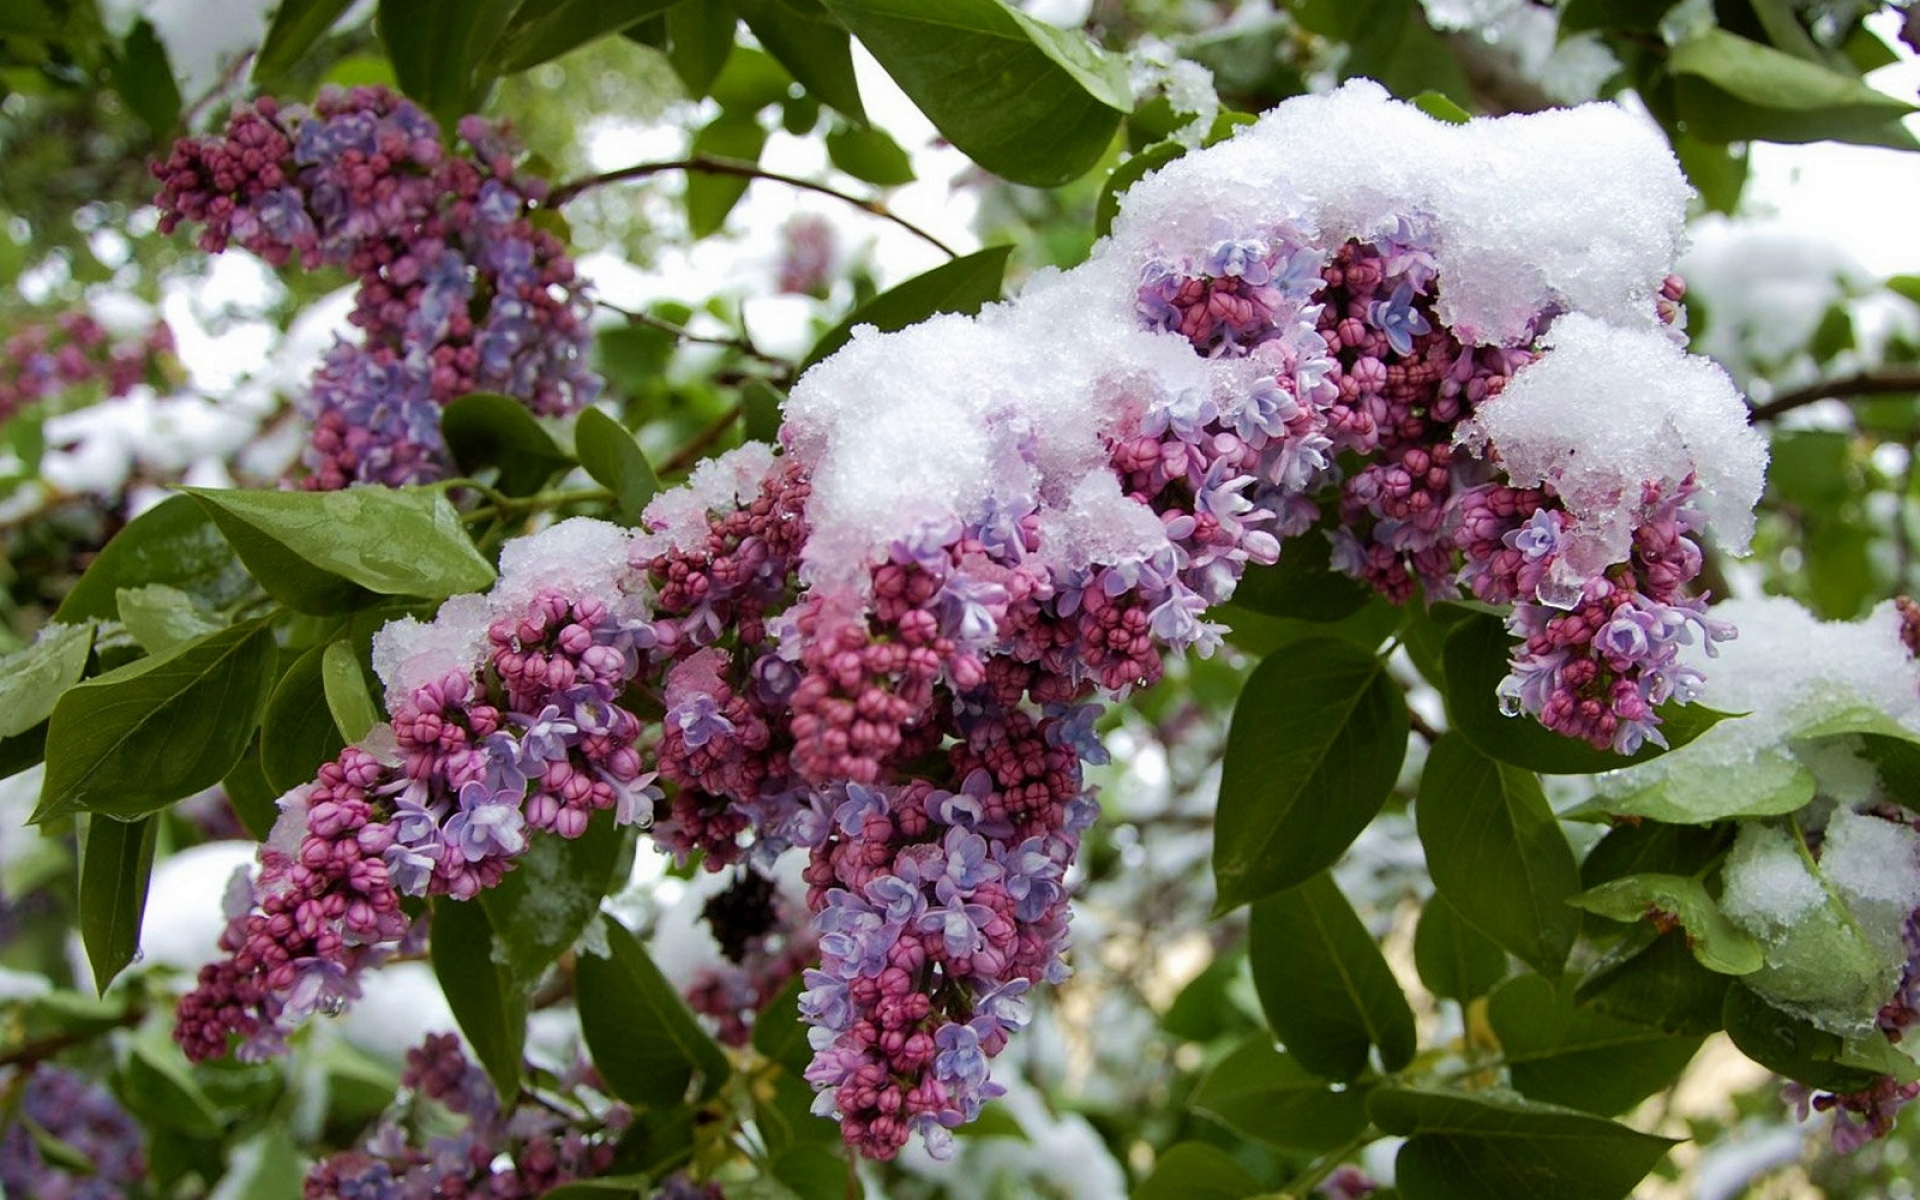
[179,48,258,131]
[1747,367,1920,423]
[0,1005,144,1070]
[658,402,747,476]
[549,155,960,258]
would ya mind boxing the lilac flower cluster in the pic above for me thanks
[0,312,175,425]
[305,1033,622,1199]
[0,1066,146,1200]
[1140,225,1726,754]
[175,583,658,1063]
[152,86,598,489]
[176,98,1757,1163]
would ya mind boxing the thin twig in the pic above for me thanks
[179,48,258,130]
[549,155,959,258]
[1747,367,1920,423]
[0,1006,144,1069]
[658,402,747,476]
[1406,707,1442,744]
[597,301,789,369]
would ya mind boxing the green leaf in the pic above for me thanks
[222,742,281,841]
[1227,532,1372,623]
[1581,820,1730,889]
[1190,1036,1373,1151]
[1843,22,1901,73]
[815,0,1129,186]
[491,0,679,73]
[1249,871,1417,1081]
[116,585,221,656]
[1416,735,1581,976]
[37,621,277,823]
[1162,953,1260,1043]
[1133,1142,1261,1200]
[1442,613,1733,774]
[1487,975,1703,1116]
[1303,0,1472,103]
[1213,637,1408,912]
[1097,141,1185,238]
[321,639,380,744]
[773,1143,861,1200]
[742,378,785,444]
[802,245,1013,370]
[110,19,182,133]
[1411,90,1471,123]
[0,723,48,784]
[1862,732,1920,807]
[255,0,357,82]
[430,896,525,1103]
[56,495,251,624]
[710,44,796,112]
[1671,129,1748,215]
[1570,872,1762,975]
[441,392,576,498]
[123,1036,228,1138]
[687,111,771,237]
[575,407,661,521]
[825,121,915,185]
[735,0,865,120]
[1412,893,1508,1003]
[480,809,624,985]
[209,1125,305,1200]
[1722,983,1880,1093]
[0,0,63,37]
[20,1116,94,1174]
[577,914,730,1107]
[1670,28,1918,147]
[1588,747,1812,824]
[377,0,519,130]
[752,973,816,1075]
[13,990,134,1046]
[262,644,347,794]
[1369,1087,1677,1200]
[666,0,737,98]
[187,486,495,612]
[1213,594,1403,660]
[1576,927,1730,1035]
[79,814,158,992]
[0,621,92,739]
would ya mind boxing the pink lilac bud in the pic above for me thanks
[179,584,656,1058]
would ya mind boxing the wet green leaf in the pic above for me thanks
[38,621,277,822]
[1250,871,1417,1081]
[79,814,157,992]
[1417,735,1581,976]
[816,0,1128,186]
[1214,638,1407,912]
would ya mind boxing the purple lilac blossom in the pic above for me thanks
[153,86,598,489]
